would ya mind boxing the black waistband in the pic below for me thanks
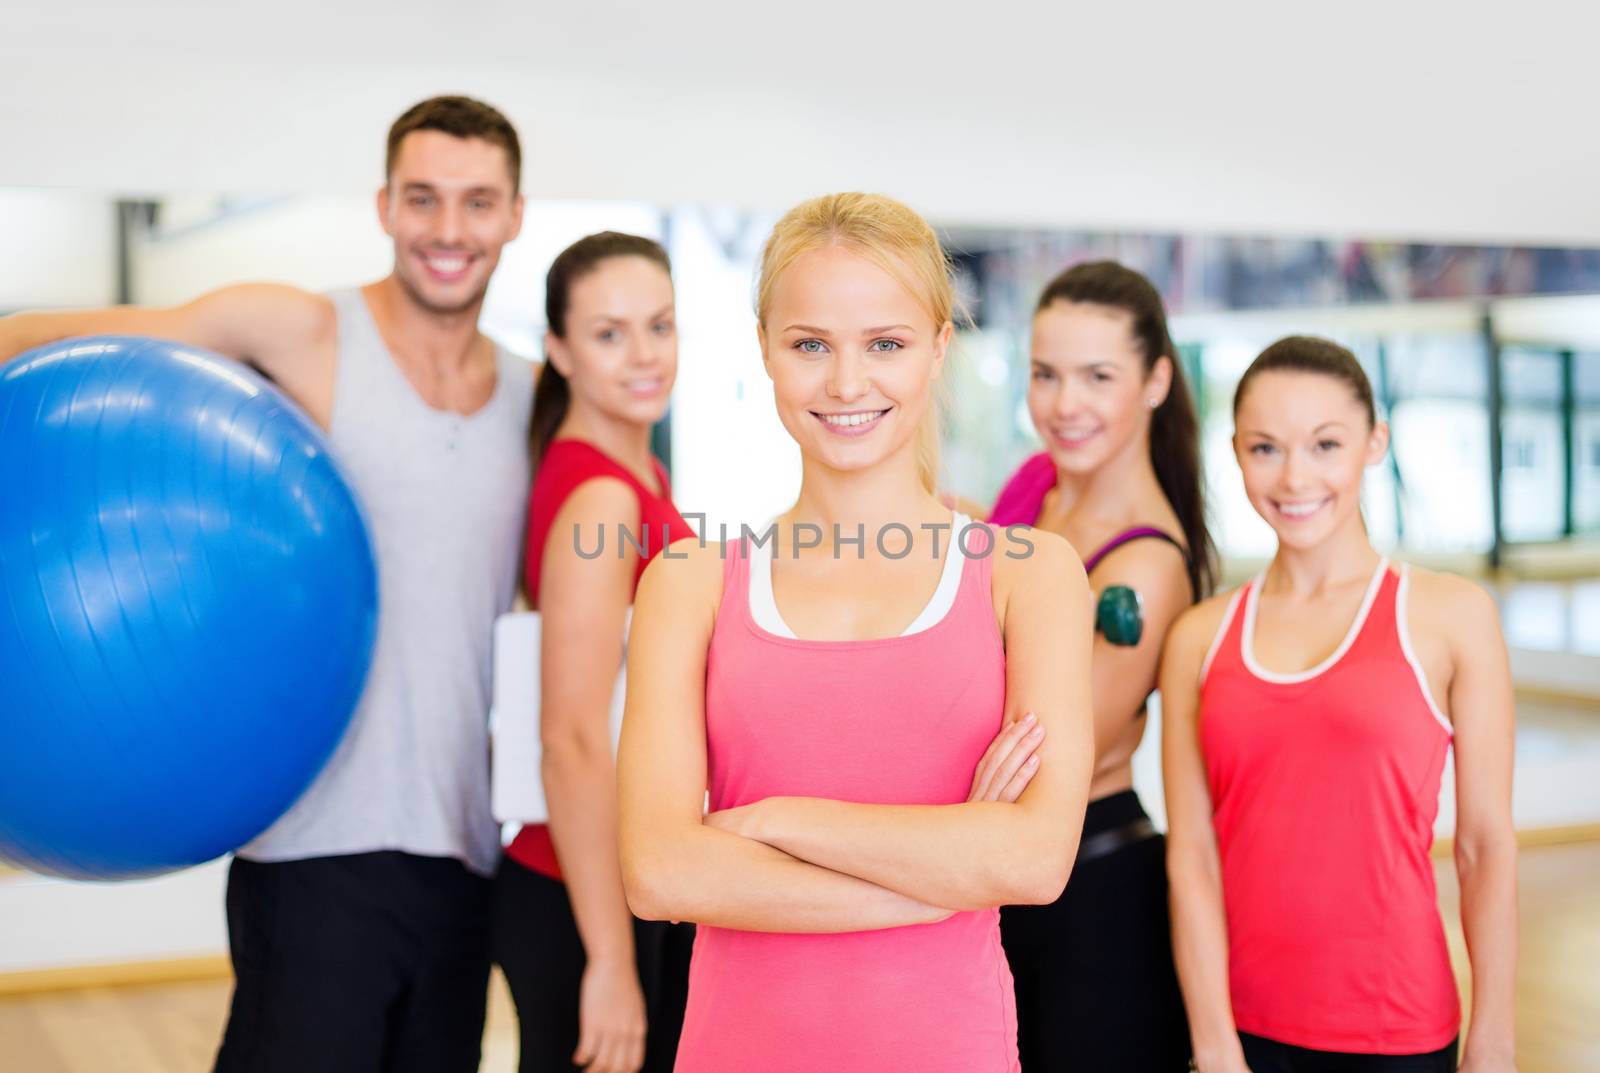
[1076,816,1158,864]
[1082,788,1147,834]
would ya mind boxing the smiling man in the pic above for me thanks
[0,96,534,1072]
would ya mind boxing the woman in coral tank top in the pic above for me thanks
[617,193,1096,1073]
[1162,337,1519,1073]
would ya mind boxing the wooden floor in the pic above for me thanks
[2,843,1597,1072]
[1436,840,1600,1073]
[0,961,521,1073]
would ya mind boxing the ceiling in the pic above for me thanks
[3,0,1596,244]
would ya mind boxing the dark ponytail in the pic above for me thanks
[531,231,672,463]
[1036,261,1217,599]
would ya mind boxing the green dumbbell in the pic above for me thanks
[1095,585,1144,647]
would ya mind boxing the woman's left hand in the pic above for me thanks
[968,712,1044,803]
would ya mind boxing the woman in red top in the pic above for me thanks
[1162,337,1519,1073]
[490,232,696,1073]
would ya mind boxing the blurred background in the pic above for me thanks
[2,2,1597,1069]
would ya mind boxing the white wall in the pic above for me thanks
[0,863,227,974]
[0,190,117,309]
[131,195,392,305]
[665,206,798,530]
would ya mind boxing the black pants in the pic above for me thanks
[214,851,492,1073]
[1000,790,1191,1072]
[1241,1033,1459,1072]
[491,856,694,1073]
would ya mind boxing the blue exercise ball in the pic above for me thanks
[0,336,377,880]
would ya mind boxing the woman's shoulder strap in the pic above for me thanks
[1084,526,1188,575]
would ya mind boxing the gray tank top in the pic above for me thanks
[240,288,534,875]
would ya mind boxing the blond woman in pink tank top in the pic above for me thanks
[617,193,1097,1073]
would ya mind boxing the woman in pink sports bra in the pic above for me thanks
[980,261,1214,1071]
[617,193,1096,1073]
[1162,337,1518,1073]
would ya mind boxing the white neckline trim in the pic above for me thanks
[1241,557,1389,684]
[1395,564,1454,737]
[1198,587,1246,688]
[748,513,971,640]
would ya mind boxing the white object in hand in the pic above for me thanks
[489,610,628,825]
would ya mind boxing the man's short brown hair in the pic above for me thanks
[386,96,521,192]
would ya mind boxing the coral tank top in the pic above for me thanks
[1198,562,1459,1053]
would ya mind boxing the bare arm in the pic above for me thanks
[618,539,955,933]
[536,478,649,1069]
[1084,542,1193,772]
[1428,577,1518,1072]
[539,479,640,959]
[707,533,1095,912]
[0,284,336,424]
[1162,598,1250,1073]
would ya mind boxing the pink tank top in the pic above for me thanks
[674,532,1019,1073]
[1198,562,1459,1053]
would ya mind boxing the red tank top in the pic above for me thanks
[1197,560,1459,1054]
[505,438,695,880]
